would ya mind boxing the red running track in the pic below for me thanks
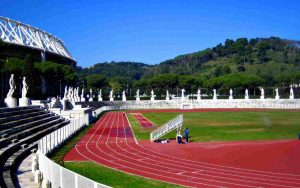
[132,113,155,128]
[64,112,300,187]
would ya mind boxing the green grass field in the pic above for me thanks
[128,110,300,142]
[65,162,181,188]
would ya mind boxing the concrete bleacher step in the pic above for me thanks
[0,116,63,149]
[0,113,53,131]
[0,106,41,118]
[0,110,46,124]
[0,114,60,139]
[3,143,37,188]
[0,119,70,187]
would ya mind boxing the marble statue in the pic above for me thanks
[181,89,185,101]
[197,89,201,101]
[213,89,217,100]
[260,87,264,100]
[136,89,140,101]
[109,89,114,101]
[21,77,28,98]
[98,89,103,101]
[63,86,68,99]
[122,90,126,102]
[5,74,17,107]
[19,76,30,106]
[89,89,93,101]
[275,88,280,100]
[290,87,294,99]
[81,88,85,102]
[6,74,16,98]
[150,90,155,101]
[166,90,170,101]
[245,89,249,100]
[229,88,233,100]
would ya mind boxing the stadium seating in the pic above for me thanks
[0,106,70,188]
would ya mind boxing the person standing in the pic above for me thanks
[184,127,189,143]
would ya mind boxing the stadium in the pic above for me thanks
[1,6,300,188]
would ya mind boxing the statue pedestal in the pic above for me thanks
[122,97,126,102]
[89,98,93,102]
[166,98,170,101]
[213,96,217,100]
[229,96,233,100]
[98,97,103,102]
[110,97,114,101]
[136,97,140,101]
[150,97,155,101]
[260,96,264,100]
[290,96,294,100]
[275,96,280,100]
[245,96,249,100]
[81,97,85,102]
[4,98,17,108]
[19,98,30,107]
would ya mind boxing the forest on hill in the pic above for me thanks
[1,37,300,100]
[80,37,300,98]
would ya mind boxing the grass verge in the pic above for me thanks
[65,162,182,188]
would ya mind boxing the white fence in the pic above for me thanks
[115,99,300,110]
[37,107,111,188]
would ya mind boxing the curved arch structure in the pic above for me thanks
[0,16,74,61]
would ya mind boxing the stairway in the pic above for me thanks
[0,106,70,188]
[150,114,183,142]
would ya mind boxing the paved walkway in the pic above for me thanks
[16,153,39,188]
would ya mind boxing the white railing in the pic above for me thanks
[38,151,110,188]
[37,107,112,188]
[150,114,183,142]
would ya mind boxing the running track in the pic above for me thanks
[132,113,154,128]
[64,112,300,187]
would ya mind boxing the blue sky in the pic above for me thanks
[0,0,299,67]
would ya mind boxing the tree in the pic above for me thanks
[108,78,121,92]
[86,74,107,89]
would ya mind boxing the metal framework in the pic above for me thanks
[0,16,74,60]
[150,114,183,142]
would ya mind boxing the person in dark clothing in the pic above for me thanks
[184,127,189,143]
[177,133,183,144]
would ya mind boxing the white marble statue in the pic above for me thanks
[275,88,280,100]
[260,87,264,100]
[197,89,201,101]
[6,74,16,98]
[229,88,233,100]
[150,90,155,101]
[89,89,93,101]
[73,87,77,102]
[290,87,294,99]
[122,90,126,102]
[213,89,217,100]
[81,88,85,102]
[19,76,30,106]
[21,77,28,98]
[181,88,185,101]
[98,89,103,101]
[166,90,170,101]
[245,89,249,100]
[63,86,68,99]
[109,89,114,101]
[136,89,140,101]
[5,74,17,107]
